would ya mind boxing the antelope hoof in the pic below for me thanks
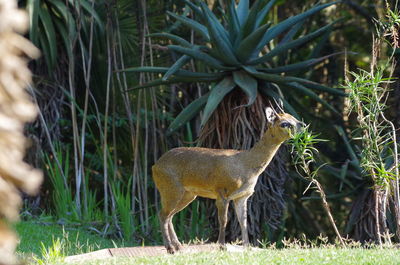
[166,246,176,254]
[243,242,250,247]
[219,243,227,251]
[172,241,183,251]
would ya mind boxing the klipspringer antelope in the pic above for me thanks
[152,107,303,253]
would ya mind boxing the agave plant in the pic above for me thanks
[124,0,345,133]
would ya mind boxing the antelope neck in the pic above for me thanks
[238,129,284,173]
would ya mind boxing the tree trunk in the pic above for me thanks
[346,187,390,244]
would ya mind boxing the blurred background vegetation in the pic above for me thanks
[19,0,400,247]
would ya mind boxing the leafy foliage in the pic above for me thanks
[26,0,103,71]
[123,0,344,133]
[346,68,396,187]
[290,126,326,172]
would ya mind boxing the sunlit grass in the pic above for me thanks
[15,220,124,264]
[15,220,400,265]
[63,247,400,265]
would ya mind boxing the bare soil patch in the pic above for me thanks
[65,243,251,263]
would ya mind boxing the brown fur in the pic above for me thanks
[152,109,301,253]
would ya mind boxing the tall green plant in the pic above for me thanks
[111,179,135,243]
[45,144,103,223]
[290,127,345,246]
[344,65,400,244]
[347,69,394,186]
[45,146,78,221]
[344,2,400,238]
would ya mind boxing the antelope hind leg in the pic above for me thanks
[159,210,175,254]
[156,181,186,253]
[168,192,196,251]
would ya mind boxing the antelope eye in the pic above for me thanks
[280,122,292,128]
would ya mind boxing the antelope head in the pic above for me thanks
[265,107,304,142]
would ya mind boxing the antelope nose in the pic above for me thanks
[296,121,306,132]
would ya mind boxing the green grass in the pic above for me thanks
[62,248,400,265]
[15,220,400,265]
[15,220,124,262]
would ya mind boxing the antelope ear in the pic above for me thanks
[265,107,276,124]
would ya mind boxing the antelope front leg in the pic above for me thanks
[234,196,250,246]
[227,182,254,201]
[215,197,229,246]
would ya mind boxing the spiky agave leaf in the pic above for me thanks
[167,93,210,135]
[201,77,236,127]
[123,0,344,132]
[233,70,258,106]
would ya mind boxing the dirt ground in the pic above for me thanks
[65,244,250,263]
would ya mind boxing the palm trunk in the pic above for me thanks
[347,187,390,244]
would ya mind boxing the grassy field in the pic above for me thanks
[15,221,400,265]
[15,220,124,263]
[67,248,400,265]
